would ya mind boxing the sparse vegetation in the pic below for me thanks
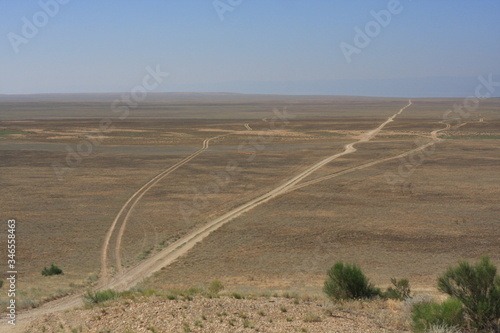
[303,312,322,323]
[0,130,26,136]
[437,256,500,331]
[5,97,500,331]
[411,298,464,332]
[231,292,244,299]
[83,289,119,305]
[384,278,411,300]
[243,318,254,328]
[207,280,224,294]
[323,262,381,301]
[182,322,191,333]
[41,264,63,276]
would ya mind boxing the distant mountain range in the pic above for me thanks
[163,76,500,98]
[1,76,499,98]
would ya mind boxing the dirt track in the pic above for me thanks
[101,136,222,279]
[6,101,415,332]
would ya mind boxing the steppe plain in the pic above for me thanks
[0,93,498,331]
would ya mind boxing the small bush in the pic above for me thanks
[384,278,411,300]
[231,292,244,299]
[207,280,224,294]
[83,289,119,305]
[41,264,63,276]
[323,262,381,301]
[303,312,322,323]
[411,298,465,332]
[438,256,500,331]
[0,280,3,288]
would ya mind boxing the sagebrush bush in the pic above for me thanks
[411,298,464,332]
[83,289,119,304]
[438,256,500,331]
[323,262,381,301]
[208,280,224,294]
[384,278,411,300]
[41,264,63,276]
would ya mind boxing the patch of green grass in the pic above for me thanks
[231,292,244,299]
[243,319,254,328]
[83,289,119,305]
[207,280,224,294]
[41,264,63,276]
[182,322,191,333]
[303,312,322,323]
[0,130,27,136]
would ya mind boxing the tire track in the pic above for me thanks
[290,117,449,192]
[100,136,221,281]
[98,99,413,291]
[9,101,413,331]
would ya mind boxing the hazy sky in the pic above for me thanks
[1,0,499,96]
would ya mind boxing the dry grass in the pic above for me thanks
[0,95,498,315]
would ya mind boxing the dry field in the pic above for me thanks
[0,94,499,330]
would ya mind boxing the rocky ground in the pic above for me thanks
[25,295,412,332]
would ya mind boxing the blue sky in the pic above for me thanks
[1,0,499,96]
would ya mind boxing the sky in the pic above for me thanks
[0,0,499,97]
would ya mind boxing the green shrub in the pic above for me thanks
[207,280,224,294]
[41,264,63,276]
[0,280,3,288]
[411,298,465,332]
[384,278,411,300]
[83,289,119,305]
[303,312,322,323]
[323,262,381,301]
[232,292,244,299]
[438,256,500,331]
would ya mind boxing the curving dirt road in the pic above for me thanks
[101,136,222,280]
[244,123,252,131]
[7,101,414,331]
[95,99,413,292]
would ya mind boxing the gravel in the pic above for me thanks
[26,296,410,332]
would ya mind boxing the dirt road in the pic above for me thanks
[6,101,413,331]
[97,100,414,293]
[292,114,452,191]
[101,136,222,280]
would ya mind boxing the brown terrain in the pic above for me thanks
[0,94,498,332]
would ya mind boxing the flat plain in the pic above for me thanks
[0,94,499,330]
